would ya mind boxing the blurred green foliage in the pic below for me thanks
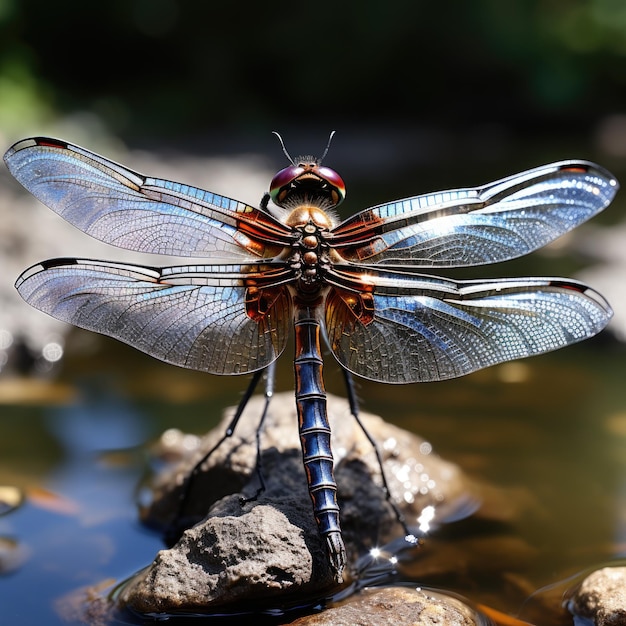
[0,0,624,142]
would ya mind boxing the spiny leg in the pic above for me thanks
[165,365,269,545]
[340,367,417,543]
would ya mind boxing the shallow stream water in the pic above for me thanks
[0,329,624,625]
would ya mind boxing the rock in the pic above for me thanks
[0,536,30,575]
[120,391,475,613]
[124,468,338,612]
[55,578,117,626]
[569,566,626,625]
[289,586,479,625]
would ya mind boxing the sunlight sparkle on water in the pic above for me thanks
[369,547,382,559]
[417,505,436,533]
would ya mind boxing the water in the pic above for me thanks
[0,330,624,625]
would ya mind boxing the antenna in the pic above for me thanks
[272,130,337,164]
[272,131,294,164]
[320,130,336,162]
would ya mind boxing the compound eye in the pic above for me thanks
[269,165,304,205]
[317,166,346,204]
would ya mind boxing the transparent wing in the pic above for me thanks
[325,267,612,383]
[4,137,293,259]
[331,161,618,267]
[15,259,291,375]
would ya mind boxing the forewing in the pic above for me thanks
[325,268,612,383]
[332,161,618,267]
[4,137,292,259]
[15,259,291,375]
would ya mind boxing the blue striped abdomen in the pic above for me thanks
[293,303,346,582]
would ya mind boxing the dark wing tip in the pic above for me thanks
[548,278,613,319]
[4,137,73,174]
[15,258,80,290]
[5,136,67,156]
[557,159,620,193]
[14,257,164,292]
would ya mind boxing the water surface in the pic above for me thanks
[0,331,624,624]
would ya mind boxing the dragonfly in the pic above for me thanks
[4,134,617,583]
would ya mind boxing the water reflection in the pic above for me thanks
[0,384,162,626]
[46,385,148,453]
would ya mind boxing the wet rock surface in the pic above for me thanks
[120,391,475,614]
[123,484,336,612]
[569,566,626,626]
[289,586,479,625]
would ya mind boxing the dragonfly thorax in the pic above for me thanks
[287,216,333,291]
[284,205,334,230]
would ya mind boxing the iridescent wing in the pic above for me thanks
[325,266,612,383]
[331,161,618,267]
[4,137,293,259]
[15,259,292,375]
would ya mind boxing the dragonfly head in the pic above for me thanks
[269,132,346,210]
[269,159,346,209]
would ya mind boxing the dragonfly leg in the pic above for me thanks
[165,366,267,545]
[240,360,276,504]
[341,367,414,541]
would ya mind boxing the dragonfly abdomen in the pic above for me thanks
[293,303,346,582]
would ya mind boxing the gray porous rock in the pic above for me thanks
[569,566,626,626]
[120,391,473,613]
[288,586,480,626]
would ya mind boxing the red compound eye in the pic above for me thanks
[268,164,345,207]
[269,165,304,203]
[317,166,346,202]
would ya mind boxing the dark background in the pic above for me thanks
[1,0,625,173]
